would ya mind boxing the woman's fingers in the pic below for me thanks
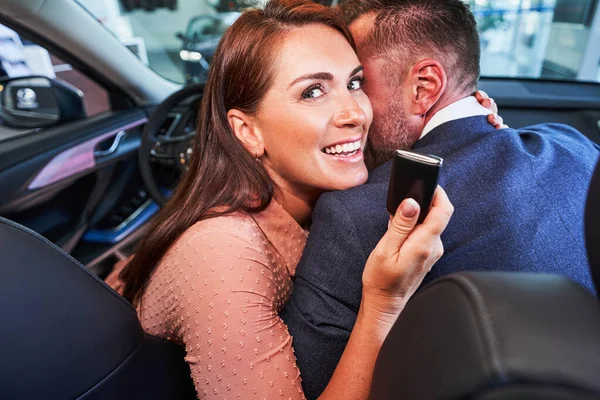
[362,186,454,312]
[487,113,508,130]
[422,186,453,233]
[475,89,487,102]
[380,187,453,266]
[477,90,510,129]
[391,189,452,274]
[383,198,420,252]
[475,90,498,114]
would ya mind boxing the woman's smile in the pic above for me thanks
[321,137,365,163]
[253,24,373,199]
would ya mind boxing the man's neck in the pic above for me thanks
[418,91,494,141]
[422,91,469,128]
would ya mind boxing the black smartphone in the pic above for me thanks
[386,149,443,223]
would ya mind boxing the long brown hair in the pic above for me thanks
[120,0,355,306]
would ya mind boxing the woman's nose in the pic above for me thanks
[333,97,367,128]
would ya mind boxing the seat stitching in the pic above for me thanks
[75,334,188,399]
[75,339,145,399]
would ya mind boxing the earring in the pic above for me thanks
[254,152,260,162]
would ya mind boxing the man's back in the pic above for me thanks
[282,115,599,399]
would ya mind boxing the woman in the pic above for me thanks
[110,0,496,398]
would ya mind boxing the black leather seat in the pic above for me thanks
[370,156,600,400]
[2,157,599,399]
[0,217,196,400]
[370,272,600,400]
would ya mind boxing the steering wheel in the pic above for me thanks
[139,83,205,206]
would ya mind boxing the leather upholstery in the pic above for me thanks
[0,217,196,400]
[370,272,600,400]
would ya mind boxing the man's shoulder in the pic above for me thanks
[420,117,597,169]
[308,175,390,264]
[421,115,596,152]
[516,122,597,148]
[517,121,583,134]
[510,123,599,170]
[315,170,389,218]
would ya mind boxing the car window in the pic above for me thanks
[186,13,239,37]
[0,23,110,117]
[76,0,600,85]
[465,0,600,82]
[75,0,264,84]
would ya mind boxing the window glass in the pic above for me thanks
[0,23,110,116]
[77,0,263,84]
[464,0,600,82]
[76,0,600,84]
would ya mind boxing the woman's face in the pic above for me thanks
[254,24,372,202]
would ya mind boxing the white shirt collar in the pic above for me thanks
[420,95,493,140]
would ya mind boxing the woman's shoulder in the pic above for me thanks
[163,211,266,266]
[178,211,257,243]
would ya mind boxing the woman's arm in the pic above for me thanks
[151,222,305,399]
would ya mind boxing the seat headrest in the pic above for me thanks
[370,272,600,400]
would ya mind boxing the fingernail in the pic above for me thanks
[400,199,419,218]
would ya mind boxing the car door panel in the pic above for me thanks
[0,109,146,172]
[0,108,148,253]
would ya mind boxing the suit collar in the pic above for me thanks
[368,115,498,183]
[420,96,493,139]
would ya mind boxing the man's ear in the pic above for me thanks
[227,108,265,158]
[408,58,447,116]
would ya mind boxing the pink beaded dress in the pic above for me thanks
[106,199,309,399]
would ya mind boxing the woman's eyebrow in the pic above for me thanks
[288,66,363,88]
[288,72,333,88]
[349,66,363,77]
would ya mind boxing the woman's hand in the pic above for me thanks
[361,187,454,323]
[323,188,453,400]
[475,89,509,129]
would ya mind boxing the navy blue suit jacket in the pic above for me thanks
[281,116,600,399]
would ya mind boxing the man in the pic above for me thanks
[280,0,600,398]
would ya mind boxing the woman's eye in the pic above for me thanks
[302,85,325,100]
[348,76,364,91]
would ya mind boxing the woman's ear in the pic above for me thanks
[408,58,447,116]
[227,109,265,158]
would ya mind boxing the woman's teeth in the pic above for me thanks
[323,140,361,155]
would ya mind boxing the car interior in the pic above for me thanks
[0,0,599,399]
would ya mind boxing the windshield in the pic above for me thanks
[76,0,600,85]
[186,13,240,38]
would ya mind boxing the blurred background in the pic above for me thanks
[1,0,598,94]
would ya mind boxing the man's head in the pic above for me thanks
[340,0,480,168]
